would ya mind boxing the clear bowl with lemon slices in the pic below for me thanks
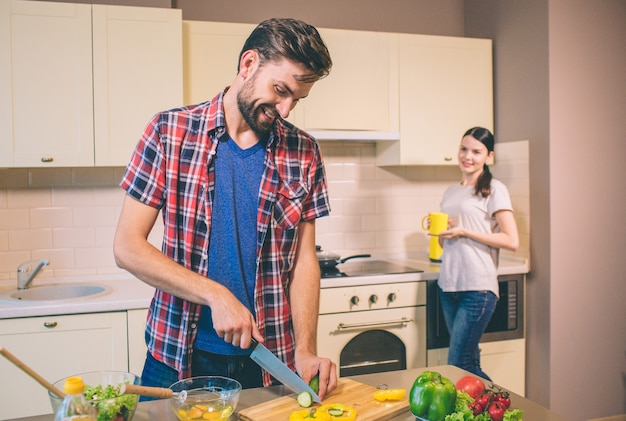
[169,376,242,421]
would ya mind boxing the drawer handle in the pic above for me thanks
[40,157,54,163]
[43,322,58,328]
[336,317,413,330]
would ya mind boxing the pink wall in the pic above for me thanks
[548,0,626,417]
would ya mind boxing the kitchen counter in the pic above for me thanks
[0,274,155,319]
[9,365,565,421]
[0,255,529,319]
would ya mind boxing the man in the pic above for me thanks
[113,18,336,399]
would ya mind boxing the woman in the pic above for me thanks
[437,127,519,380]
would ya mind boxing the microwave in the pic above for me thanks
[426,274,525,349]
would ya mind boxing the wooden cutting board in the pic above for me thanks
[237,378,409,421]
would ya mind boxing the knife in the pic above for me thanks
[249,339,321,403]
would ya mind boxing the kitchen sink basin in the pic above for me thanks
[0,284,109,302]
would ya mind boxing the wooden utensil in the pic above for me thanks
[0,346,65,398]
[121,383,178,399]
[238,378,409,421]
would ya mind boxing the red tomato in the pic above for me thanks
[475,390,493,409]
[487,402,506,421]
[467,401,484,416]
[493,391,511,409]
[455,375,485,399]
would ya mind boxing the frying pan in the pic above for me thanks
[316,245,371,270]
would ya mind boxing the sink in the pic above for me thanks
[0,284,109,302]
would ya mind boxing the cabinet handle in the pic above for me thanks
[43,322,58,328]
[444,157,452,161]
[40,157,54,163]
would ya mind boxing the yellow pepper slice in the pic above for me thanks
[289,408,332,421]
[317,403,357,421]
[373,388,406,402]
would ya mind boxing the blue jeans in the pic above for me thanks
[140,350,263,401]
[439,288,497,380]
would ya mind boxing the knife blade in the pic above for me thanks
[249,339,321,402]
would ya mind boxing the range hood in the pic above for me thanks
[308,130,400,142]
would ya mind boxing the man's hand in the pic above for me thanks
[295,349,337,400]
[209,284,264,349]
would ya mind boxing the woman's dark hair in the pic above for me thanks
[463,126,494,198]
[238,18,332,83]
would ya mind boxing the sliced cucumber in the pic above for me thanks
[297,391,313,408]
[327,407,344,417]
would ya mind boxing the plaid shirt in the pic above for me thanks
[120,90,330,385]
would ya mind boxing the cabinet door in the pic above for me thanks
[297,28,399,132]
[127,308,149,376]
[182,21,255,106]
[426,338,525,397]
[479,338,525,396]
[0,312,128,420]
[0,0,94,168]
[93,5,183,166]
[378,34,493,165]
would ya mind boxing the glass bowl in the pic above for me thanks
[169,376,242,421]
[49,370,140,421]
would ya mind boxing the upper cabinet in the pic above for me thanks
[293,28,399,138]
[0,1,94,167]
[181,22,400,140]
[0,1,182,168]
[92,5,182,166]
[182,20,255,106]
[377,34,493,166]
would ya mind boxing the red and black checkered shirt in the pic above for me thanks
[120,89,330,385]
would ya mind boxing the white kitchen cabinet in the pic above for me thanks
[427,338,526,396]
[92,5,183,166]
[127,308,149,376]
[182,22,399,137]
[0,312,128,420]
[377,34,493,165]
[295,28,399,134]
[182,20,255,106]
[0,1,182,168]
[0,1,94,167]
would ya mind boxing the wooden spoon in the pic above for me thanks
[0,346,65,398]
[121,383,184,400]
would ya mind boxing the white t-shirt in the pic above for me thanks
[437,179,513,297]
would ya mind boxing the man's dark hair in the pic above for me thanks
[238,18,332,83]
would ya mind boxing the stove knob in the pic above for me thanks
[388,293,397,302]
[369,294,378,304]
[350,296,359,305]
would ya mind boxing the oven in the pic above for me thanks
[317,260,427,377]
[426,274,525,349]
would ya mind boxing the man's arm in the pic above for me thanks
[289,220,337,399]
[113,194,262,348]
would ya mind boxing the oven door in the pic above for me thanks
[317,306,426,377]
[427,274,525,349]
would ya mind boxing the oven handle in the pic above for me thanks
[336,317,414,330]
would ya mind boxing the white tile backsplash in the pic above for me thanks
[0,140,530,279]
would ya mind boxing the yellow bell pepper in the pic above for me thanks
[289,408,332,421]
[289,404,358,421]
[373,388,406,402]
[317,403,357,421]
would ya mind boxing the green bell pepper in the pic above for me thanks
[409,370,457,421]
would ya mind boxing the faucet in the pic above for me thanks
[17,259,50,290]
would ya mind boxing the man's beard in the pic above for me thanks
[237,75,274,137]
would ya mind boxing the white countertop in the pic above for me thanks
[0,274,155,319]
[0,255,529,319]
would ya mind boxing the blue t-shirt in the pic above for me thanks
[195,134,265,355]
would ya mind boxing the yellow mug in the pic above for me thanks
[421,212,448,262]
[421,212,449,235]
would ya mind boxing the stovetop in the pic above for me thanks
[320,260,424,278]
